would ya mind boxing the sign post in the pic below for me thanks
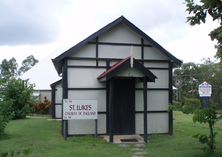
[62,99,98,140]
[198,81,212,108]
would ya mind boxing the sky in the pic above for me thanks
[0,0,220,66]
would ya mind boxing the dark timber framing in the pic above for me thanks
[108,79,114,142]
[96,56,157,142]
[62,59,68,140]
[143,77,148,143]
[51,85,56,119]
[53,16,181,74]
[87,41,152,47]
[51,16,182,139]
[141,38,144,64]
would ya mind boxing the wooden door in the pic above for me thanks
[113,78,135,135]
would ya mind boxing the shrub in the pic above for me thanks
[184,97,201,109]
[1,78,36,119]
[169,103,222,154]
[33,97,51,114]
[173,100,182,110]
[0,100,13,134]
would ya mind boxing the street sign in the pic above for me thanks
[63,99,97,120]
[199,81,212,97]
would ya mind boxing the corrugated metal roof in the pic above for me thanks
[97,56,157,82]
[19,47,69,90]
[98,56,131,79]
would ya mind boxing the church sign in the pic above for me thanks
[63,99,97,120]
[199,81,212,97]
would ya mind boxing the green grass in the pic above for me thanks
[0,118,132,157]
[145,111,222,157]
[0,112,222,157]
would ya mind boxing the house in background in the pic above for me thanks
[51,16,181,142]
[20,48,68,102]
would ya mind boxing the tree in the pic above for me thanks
[0,57,18,80]
[0,78,36,119]
[173,59,222,107]
[0,100,13,134]
[184,104,222,153]
[173,62,200,101]
[168,104,222,154]
[185,0,222,61]
[0,55,39,80]
[18,55,39,76]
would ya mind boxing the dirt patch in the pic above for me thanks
[176,129,184,132]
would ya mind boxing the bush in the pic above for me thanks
[33,97,51,114]
[1,78,36,119]
[184,97,201,109]
[0,100,13,134]
[173,100,182,110]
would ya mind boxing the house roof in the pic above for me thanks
[97,56,157,82]
[50,79,62,88]
[53,16,181,74]
[20,47,68,90]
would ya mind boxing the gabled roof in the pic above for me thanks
[20,47,69,90]
[53,16,181,74]
[97,56,157,82]
[50,79,62,88]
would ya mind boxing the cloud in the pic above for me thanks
[91,0,189,45]
[0,0,72,46]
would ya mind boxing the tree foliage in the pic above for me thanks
[169,103,222,153]
[0,78,36,119]
[173,58,222,107]
[18,55,39,76]
[185,0,222,60]
[0,58,18,80]
[184,97,201,109]
[0,100,13,134]
[0,55,39,80]
[186,104,222,153]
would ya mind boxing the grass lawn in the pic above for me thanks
[145,112,222,157]
[0,111,222,157]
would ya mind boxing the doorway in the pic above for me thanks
[113,78,135,135]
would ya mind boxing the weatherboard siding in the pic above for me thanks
[67,68,106,88]
[68,44,96,58]
[55,82,62,118]
[143,62,169,68]
[135,113,169,134]
[98,23,141,44]
[116,66,145,77]
[144,47,169,60]
[98,45,139,58]
[68,59,96,66]
[148,70,169,88]
[58,17,177,135]
[68,114,106,134]
[64,43,170,135]
[55,105,62,118]
[135,90,168,111]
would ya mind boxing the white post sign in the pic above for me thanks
[199,81,212,97]
[63,99,97,120]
